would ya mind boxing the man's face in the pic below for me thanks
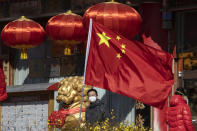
[88,91,97,103]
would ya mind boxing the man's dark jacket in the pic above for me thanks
[85,99,107,125]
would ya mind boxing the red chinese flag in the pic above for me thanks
[85,21,174,109]
[0,60,7,101]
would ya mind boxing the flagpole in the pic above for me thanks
[78,18,93,128]
[172,58,175,95]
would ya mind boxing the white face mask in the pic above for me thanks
[89,96,97,102]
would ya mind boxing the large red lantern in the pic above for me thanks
[1,16,46,59]
[46,10,87,55]
[83,1,142,40]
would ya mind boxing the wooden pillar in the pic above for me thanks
[48,91,54,117]
[150,106,153,129]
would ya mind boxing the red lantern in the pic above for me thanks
[1,16,46,59]
[83,1,142,40]
[46,10,87,55]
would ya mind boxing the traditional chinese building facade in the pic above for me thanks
[0,0,196,130]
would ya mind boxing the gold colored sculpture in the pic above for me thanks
[135,101,145,110]
[56,76,92,130]
[135,101,145,128]
[135,114,145,128]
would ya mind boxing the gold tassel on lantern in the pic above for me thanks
[20,48,28,59]
[64,45,71,55]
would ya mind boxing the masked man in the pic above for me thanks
[85,89,107,125]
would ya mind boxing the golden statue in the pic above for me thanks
[49,76,92,130]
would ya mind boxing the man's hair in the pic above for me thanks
[175,87,186,96]
[87,88,98,96]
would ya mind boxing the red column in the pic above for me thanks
[139,2,168,51]
[139,2,169,131]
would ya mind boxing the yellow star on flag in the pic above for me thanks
[116,35,121,41]
[121,44,126,49]
[116,53,121,59]
[121,49,126,54]
[97,32,111,47]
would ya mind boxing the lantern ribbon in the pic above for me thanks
[48,107,86,128]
